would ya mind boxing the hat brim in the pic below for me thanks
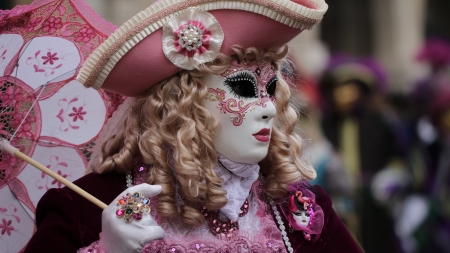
[77,0,328,96]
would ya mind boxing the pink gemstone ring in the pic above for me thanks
[116,192,151,222]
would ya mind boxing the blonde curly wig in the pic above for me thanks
[93,46,316,228]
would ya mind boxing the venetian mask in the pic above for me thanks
[287,191,313,232]
[292,209,311,229]
[203,60,277,164]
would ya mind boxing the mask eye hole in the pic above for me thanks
[224,71,257,99]
[266,77,277,97]
[293,210,310,217]
[293,211,302,216]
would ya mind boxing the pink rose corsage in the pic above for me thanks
[284,187,324,241]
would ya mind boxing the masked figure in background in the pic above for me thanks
[23,0,362,252]
[370,38,450,253]
[410,38,450,147]
[318,55,399,253]
[404,88,450,253]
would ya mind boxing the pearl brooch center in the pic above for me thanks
[178,24,204,51]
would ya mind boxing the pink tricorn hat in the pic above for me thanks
[77,0,328,97]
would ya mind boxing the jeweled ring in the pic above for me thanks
[116,192,151,222]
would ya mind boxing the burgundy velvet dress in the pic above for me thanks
[24,172,362,253]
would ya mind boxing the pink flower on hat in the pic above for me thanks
[174,21,211,58]
[163,7,224,70]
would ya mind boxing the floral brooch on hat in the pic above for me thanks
[283,187,324,241]
[162,7,224,70]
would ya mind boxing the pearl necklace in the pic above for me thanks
[270,199,294,253]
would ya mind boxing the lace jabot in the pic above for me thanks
[214,153,260,221]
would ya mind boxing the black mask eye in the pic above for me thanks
[293,210,309,217]
[293,211,302,216]
[224,71,257,99]
[266,77,277,97]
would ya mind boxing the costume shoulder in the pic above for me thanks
[24,172,126,253]
[279,182,363,253]
[310,185,362,252]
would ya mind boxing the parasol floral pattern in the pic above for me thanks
[0,0,121,252]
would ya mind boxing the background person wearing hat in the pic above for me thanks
[318,54,400,253]
[23,0,363,252]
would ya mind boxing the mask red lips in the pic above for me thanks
[253,128,271,142]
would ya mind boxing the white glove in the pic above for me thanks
[102,184,165,253]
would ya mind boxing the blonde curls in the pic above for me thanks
[95,109,141,174]
[97,45,315,227]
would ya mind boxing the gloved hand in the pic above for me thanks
[102,183,165,253]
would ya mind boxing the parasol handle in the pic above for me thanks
[0,140,107,210]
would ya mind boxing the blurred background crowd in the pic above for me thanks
[2,0,450,252]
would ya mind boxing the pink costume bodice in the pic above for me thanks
[142,181,287,252]
[78,170,287,253]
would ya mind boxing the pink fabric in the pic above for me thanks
[291,0,318,8]
[0,0,115,35]
[69,0,117,36]
[102,9,304,96]
[142,237,286,252]
[79,237,287,253]
[0,1,122,250]
[79,180,288,253]
[77,234,108,253]
[0,5,32,19]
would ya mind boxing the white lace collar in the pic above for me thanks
[214,153,260,221]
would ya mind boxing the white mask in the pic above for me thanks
[203,61,277,164]
[292,210,311,229]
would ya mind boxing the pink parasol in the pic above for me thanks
[0,1,122,252]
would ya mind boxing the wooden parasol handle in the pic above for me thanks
[0,140,107,210]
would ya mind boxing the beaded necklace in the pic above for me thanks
[200,199,249,237]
